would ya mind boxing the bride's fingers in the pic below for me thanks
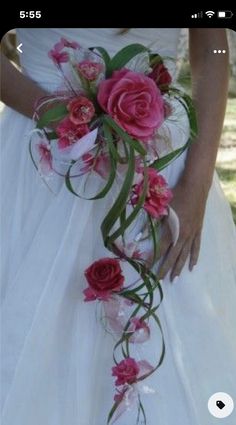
[189,232,201,270]
[157,241,182,280]
[170,240,192,281]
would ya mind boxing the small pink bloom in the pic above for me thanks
[137,360,154,378]
[128,317,150,343]
[67,96,95,125]
[132,249,143,260]
[149,63,172,92]
[114,387,128,403]
[98,69,164,141]
[131,168,172,219]
[48,49,69,65]
[77,60,103,81]
[83,257,124,302]
[81,152,111,178]
[83,287,97,302]
[37,142,52,175]
[112,358,140,386]
[80,153,94,173]
[56,117,89,149]
[93,153,111,179]
[60,37,80,49]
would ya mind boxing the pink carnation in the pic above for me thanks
[98,69,164,141]
[112,358,140,386]
[131,168,172,219]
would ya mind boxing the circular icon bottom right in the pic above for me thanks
[208,392,234,418]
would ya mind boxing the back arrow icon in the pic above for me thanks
[17,43,23,53]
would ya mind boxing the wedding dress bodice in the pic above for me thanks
[16,28,181,89]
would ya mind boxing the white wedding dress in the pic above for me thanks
[1,28,236,425]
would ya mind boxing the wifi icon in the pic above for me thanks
[205,10,215,18]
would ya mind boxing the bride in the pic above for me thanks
[1,28,236,425]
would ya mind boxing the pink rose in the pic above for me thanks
[67,96,95,125]
[98,69,164,141]
[112,358,140,386]
[83,258,125,301]
[56,117,89,149]
[131,168,172,219]
[77,61,103,81]
[149,63,172,92]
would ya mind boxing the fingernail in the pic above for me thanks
[172,275,179,284]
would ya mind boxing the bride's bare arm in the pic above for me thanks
[159,28,229,281]
[0,51,47,118]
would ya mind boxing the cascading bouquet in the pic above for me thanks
[29,38,197,424]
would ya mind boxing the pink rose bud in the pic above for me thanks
[77,60,103,81]
[67,96,95,125]
[149,63,172,92]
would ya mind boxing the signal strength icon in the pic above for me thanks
[191,11,203,18]
[205,10,215,18]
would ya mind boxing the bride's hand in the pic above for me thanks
[157,177,209,282]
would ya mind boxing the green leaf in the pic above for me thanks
[169,88,198,140]
[46,131,58,140]
[65,148,117,201]
[89,46,111,71]
[151,139,191,171]
[107,401,119,424]
[179,94,198,139]
[36,104,68,129]
[101,144,135,247]
[103,122,120,162]
[103,115,146,156]
[108,162,148,243]
[109,43,149,72]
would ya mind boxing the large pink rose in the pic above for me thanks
[131,168,172,219]
[83,257,125,301]
[98,69,164,141]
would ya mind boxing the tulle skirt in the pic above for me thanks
[1,105,236,425]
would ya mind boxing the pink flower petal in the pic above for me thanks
[69,128,98,160]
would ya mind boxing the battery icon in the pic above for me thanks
[218,10,233,18]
